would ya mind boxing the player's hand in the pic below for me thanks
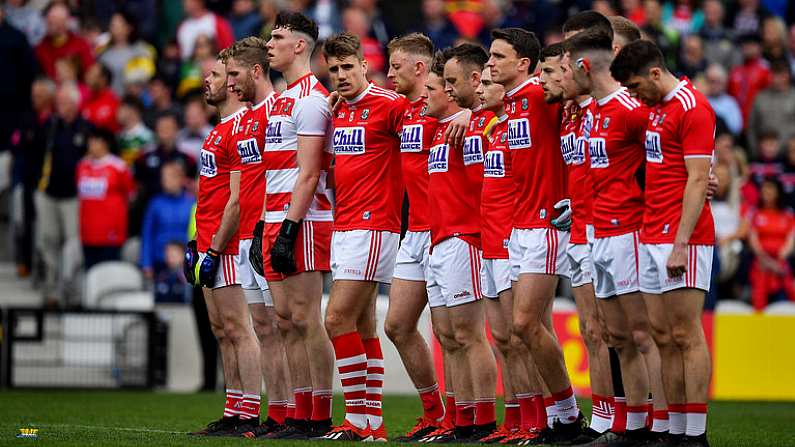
[706,172,719,200]
[184,240,199,286]
[328,91,342,113]
[444,108,472,148]
[666,243,688,278]
[270,219,301,274]
[249,220,265,277]
[551,198,572,232]
[198,248,221,288]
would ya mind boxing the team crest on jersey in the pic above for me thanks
[348,111,356,122]
[428,144,449,173]
[478,117,486,128]
[420,105,428,116]
[507,118,532,149]
[333,126,366,154]
[200,149,218,177]
[252,122,259,132]
[521,98,529,110]
[361,109,370,120]
[602,117,610,129]
[400,124,423,152]
[214,135,222,145]
[484,150,506,177]
[237,138,262,164]
[463,136,485,165]
[265,121,282,144]
[589,138,609,168]
[644,131,663,163]
[500,132,507,143]
[560,132,577,165]
[338,111,346,118]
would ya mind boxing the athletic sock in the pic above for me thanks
[590,394,613,433]
[474,398,496,426]
[418,383,445,421]
[239,394,261,421]
[294,387,313,421]
[668,403,686,435]
[455,401,475,427]
[443,392,456,427]
[608,347,626,433]
[651,410,670,433]
[535,395,549,430]
[611,397,627,433]
[268,400,288,424]
[504,400,520,431]
[332,332,368,429]
[551,386,579,424]
[685,403,707,436]
[224,389,243,418]
[515,393,537,431]
[363,337,385,430]
[626,405,648,431]
[286,401,296,420]
[311,389,333,422]
[646,396,654,428]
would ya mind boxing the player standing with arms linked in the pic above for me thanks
[612,40,716,447]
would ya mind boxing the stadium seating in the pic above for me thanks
[83,261,145,309]
[763,301,795,315]
[715,300,754,314]
[98,290,154,311]
[120,237,141,265]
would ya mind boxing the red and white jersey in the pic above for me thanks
[482,114,515,259]
[428,110,484,248]
[77,154,134,247]
[642,78,716,245]
[331,83,407,233]
[588,88,647,238]
[504,78,567,229]
[400,98,438,232]
[263,73,333,223]
[562,97,595,245]
[196,107,246,254]
[238,92,278,240]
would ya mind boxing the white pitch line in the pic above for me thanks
[36,423,185,434]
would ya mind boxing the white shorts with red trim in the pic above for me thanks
[392,231,445,308]
[237,239,274,306]
[481,258,512,299]
[508,228,570,281]
[567,242,594,288]
[591,230,641,299]
[639,243,714,294]
[331,230,400,284]
[198,251,240,289]
[428,237,482,308]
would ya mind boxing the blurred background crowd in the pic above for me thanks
[1,0,794,313]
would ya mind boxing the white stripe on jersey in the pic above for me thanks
[266,168,299,193]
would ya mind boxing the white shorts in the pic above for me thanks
[567,242,594,288]
[198,251,240,289]
[481,258,512,298]
[237,239,273,306]
[639,243,714,294]
[508,228,570,281]
[428,237,483,308]
[393,231,445,308]
[591,230,641,299]
[331,230,400,284]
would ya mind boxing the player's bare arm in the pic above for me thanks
[211,171,242,252]
[286,135,325,221]
[667,157,710,278]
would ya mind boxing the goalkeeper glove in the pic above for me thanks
[270,219,301,274]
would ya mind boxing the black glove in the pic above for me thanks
[184,240,199,285]
[198,248,221,288]
[249,220,265,277]
[270,219,301,274]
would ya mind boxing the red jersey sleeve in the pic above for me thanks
[389,97,408,137]
[680,106,716,158]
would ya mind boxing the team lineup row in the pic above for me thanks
[184,9,716,447]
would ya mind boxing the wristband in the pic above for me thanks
[279,219,302,241]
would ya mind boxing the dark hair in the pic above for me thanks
[111,9,140,44]
[562,10,614,41]
[430,50,448,77]
[759,130,780,141]
[323,32,363,60]
[274,11,319,42]
[490,28,541,73]
[88,127,118,154]
[770,59,792,75]
[388,32,434,59]
[156,112,180,126]
[97,63,113,85]
[121,94,145,115]
[608,15,641,43]
[539,42,565,62]
[447,43,489,71]
[610,40,666,83]
[564,30,613,56]
[228,36,271,74]
[760,176,785,209]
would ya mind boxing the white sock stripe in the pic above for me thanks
[268,400,289,405]
[366,387,384,394]
[514,393,532,398]
[505,402,520,408]
[242,394,261,400]
[340,370,368,380]
[293,387,312,393]
[336,353,368,367]
[445,391,455,397]
[343,384,367,392]
[417,383,439,393]
[367,358,385,368]
[312,390,333,396]
[367,373,385,381]
[226,388,243,394]
[475,398,496,403]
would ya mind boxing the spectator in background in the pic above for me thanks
[788,25,795,75]
[729,33,771,127]
[418,0,458,51]
[0,4,36,155]
[98,10,156,96]
[642,0,680,70]
[662,0,704,35]
[257,0,279,40]
[476,0,526,45]
[35,3,95,81]
[117,94,155,165]
[229,0,263,40]
[712,162,750,300]
[732,0,770,36]
[140,162,194,279]
[749,131,784,183]
[351,0,390,45]
[4,0,45,45]
[144,75,183,129]
[81,63,120,133]
[134,113,196,206]
[748,61,795,153]
[154,241,192,303]
[177,34,216,98]
[761,16,789,64]
[677,34,708,79]
[704,64,744,136]
[342,6,385,74]
[749,178,795,311]
[155,40,183,93]
[699,0,741,68]
[76,128,134,269]
[623,0,647,25]
[176,0,234,60]
[175,97,211,160]
[782,137,795,209]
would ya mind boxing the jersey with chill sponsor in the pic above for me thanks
[482,115,515,259]
[427,110,483,248]
[504,77,567,229]
[77,154,134,247]
[400,98,439,232]
[588,88,648,238]
[642,78,716,245]
[332,83,407,232]
[238,92,278,240]
[562,98,595,244]
[196,107,246,254]
[263,73,333,223]
[463,106,495,185]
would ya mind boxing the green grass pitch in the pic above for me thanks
[1,391,794,446]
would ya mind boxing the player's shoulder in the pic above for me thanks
[367,84,402,101]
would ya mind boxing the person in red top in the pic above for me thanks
[727,34,771,128]
[382,33,448,442]
[487,28,586,443]
[186,51,262,438]
[81,64,119,133]
[748,178,795,310]
[315,33,406,442]
[35,3,94,80]
[76,128,133,269]
[224,37,292,439]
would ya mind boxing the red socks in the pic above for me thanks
[224,389,242,418]
[590,394,613,433]
[239,394,261,420]
[475,398,496,426]
[268,400,288,424]
[332,332,369,429]
[418,383,445,421]
[311,390,333,422]
[364,337,385,430]
[294,387,313,421]
[516,393,538,431]
[612,397,627,433]
[455,401,475,427]
[443,392,456,427]
[504,400,520,431]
